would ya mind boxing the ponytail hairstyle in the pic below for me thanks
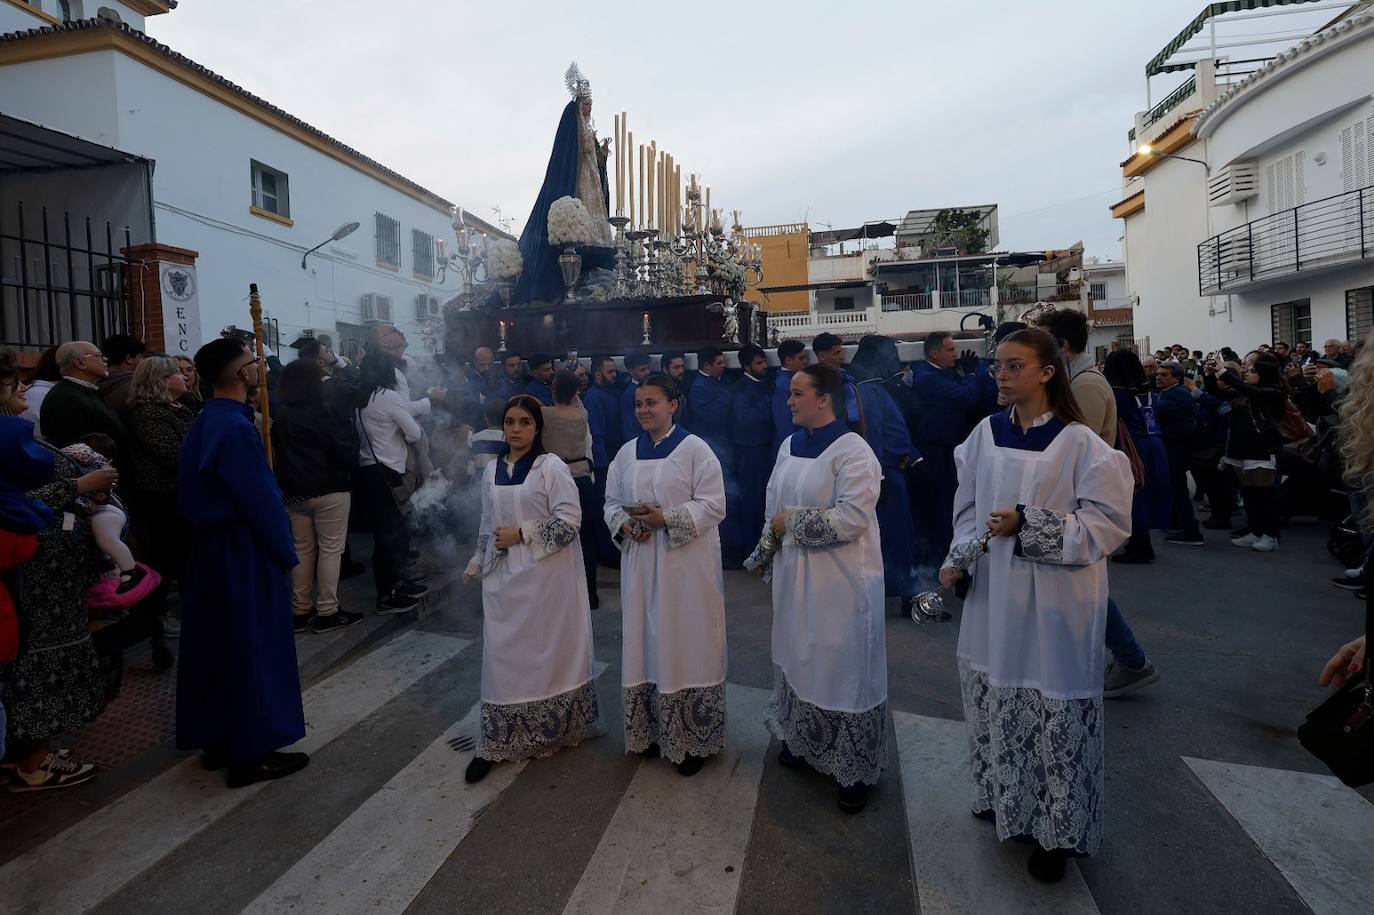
[503,394,547,457]
[639,372,681,406]
[798,362,866,436]
[999,328,1086,426]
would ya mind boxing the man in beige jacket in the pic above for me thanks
[1036,309,1160,698]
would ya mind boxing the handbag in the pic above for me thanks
[357,409,418,515]
[1278,399,1310,443]
[1298,587,1374,787]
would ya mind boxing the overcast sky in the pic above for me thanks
[155,0,1243,259]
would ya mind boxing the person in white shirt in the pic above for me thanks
[353,352,427,614]
[18,345,60,439]
[940,328,1133,884]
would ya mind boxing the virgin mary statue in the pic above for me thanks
[513,63,615,305]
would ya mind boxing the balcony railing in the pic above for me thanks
[767,307,877,339]
[881,289,991,311]
[1144,74,1196,129]
[1197,185,1374,295]
[882,293,933,312]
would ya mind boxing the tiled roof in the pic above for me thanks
[0,18,511,239]
[1193,9,1374,137]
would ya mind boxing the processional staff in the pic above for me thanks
[247,283,274,467]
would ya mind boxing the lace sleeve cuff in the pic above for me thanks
[785,507,844,548]
[1014,505,1066,563]
[520,517,578,561]
[943,538,985,572]
[663,505,698,550]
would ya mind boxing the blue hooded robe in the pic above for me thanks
[176,398,304,761]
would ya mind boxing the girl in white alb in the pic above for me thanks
[746,363,887,814]
[462,394,600,784]
[941,329,1133,884]
[605,373,728,777]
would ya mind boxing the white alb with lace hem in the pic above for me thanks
[765,432,887,715]
[604,433,728,721]
[467,454,597,715]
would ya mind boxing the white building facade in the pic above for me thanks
[0,7,504,359]
[1114,4,1374,352]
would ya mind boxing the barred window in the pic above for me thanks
[375,213,401,268]
[1270,299,1311,347]
[1348,287,1373,342]
[1089,282,1107,301]
[412,228,435,279]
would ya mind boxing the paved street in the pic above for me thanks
[1,519,1369,915]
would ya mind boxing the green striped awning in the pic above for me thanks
[1146,0,1327,75]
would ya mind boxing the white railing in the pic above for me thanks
[767,308,877,338]
[882,293,933,311]
[817,309,875,325]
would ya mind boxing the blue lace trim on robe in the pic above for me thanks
[495,450,537,486]
[635,424,690,460]
[990,410,1066,452]
[789,418,849,459]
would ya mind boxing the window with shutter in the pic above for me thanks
[1348,287,1373,342]
[375,213,401,269]
[412,229,435,279]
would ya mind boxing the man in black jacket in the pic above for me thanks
[40,341,128,452]
[1155,362,1203,546]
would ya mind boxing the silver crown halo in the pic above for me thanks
[564,61,592,102]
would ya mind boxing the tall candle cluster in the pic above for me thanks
[613,111,728,238]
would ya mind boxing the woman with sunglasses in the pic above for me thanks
[940,329,1133,884]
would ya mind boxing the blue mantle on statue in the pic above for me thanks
[513,100,615,305]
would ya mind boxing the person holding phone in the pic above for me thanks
[604,374,728,776]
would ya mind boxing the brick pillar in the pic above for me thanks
[121,243,200,356]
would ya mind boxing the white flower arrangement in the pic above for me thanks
[487,239,523,280]
[548,195,593,247]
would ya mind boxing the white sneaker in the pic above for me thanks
[1251,535,1279,552]
[1230,533,1259,548]
[1344,567,1363,579]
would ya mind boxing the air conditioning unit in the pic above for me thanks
[1208,161,1259,207]
[360,293,393,323]
[415,293,440,319]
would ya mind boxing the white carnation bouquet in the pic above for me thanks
[548,195,592,247]
[487,239,523,279]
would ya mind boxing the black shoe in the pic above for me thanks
[407,549,421,562]
[972,808,997,825]
[677,754,706,777]
[201,747,229,772]
[1202,518,1232,530]
[1332,574,1365,591]
[589,592,600,610]
[292,613,313,633]
[339,560,366,581]
[226,751,309,789]
[151,641,175,671]
[837,782,871,814]
[375,592,418,615]
[312,609,364,633]
[778,745,811,770]
[1027,847,1068,884]
[465,757,492,784]
[1112,551,1154,565]
[1164,532,1205,546]
[115,565,147,595]
[395,581,429,599]
[641,743,660,759]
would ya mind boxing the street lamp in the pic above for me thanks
[1137,144,1209,173]
[300,220,361,269]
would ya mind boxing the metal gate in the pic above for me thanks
[0,200,133,353]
